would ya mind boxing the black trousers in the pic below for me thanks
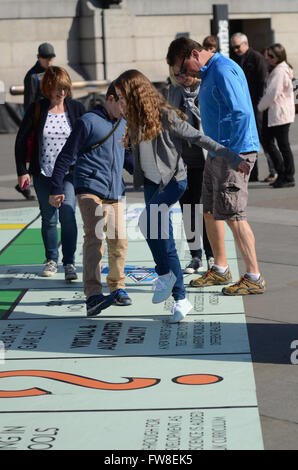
[179,167,213,260]
[262,110,295,182]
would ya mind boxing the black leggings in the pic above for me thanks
[179,167,213,260]
[261,110,295,182]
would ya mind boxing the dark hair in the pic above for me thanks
[166,37,203,66]
[40,66,72,99]
[202,35,218,51]
[268,43,293,69]
[105,80,119,101]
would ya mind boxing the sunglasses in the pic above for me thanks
[232,44,242,50]
[267,53,276,59]
[174,52,189,77]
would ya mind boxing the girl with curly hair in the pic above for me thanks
[114,69,249,323]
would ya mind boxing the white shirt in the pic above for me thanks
[40,111,72,177]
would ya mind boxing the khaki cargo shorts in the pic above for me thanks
[202,152,257,221]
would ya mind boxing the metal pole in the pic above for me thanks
[10,80,110,95]
[212,4,230,58]
[101,8,107,80]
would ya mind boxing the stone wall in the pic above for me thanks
[1,0,298,103]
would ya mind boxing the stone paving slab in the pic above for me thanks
[0,204,263,450]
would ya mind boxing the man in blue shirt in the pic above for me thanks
[167,37,266,296]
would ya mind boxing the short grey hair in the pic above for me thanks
[230,32,249,44]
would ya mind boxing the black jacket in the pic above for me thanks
[15,97,86,177]
[23,61,46,112]
[232,48,268,111]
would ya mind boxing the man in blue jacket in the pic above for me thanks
[49,82,133,316]
[167,37,266,296]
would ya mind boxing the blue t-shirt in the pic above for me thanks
[199,53,260,154]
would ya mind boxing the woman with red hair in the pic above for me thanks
[15,66,85,279]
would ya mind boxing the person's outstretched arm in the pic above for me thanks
[169,111,250,173]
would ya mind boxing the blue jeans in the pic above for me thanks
[33,173,77,265]
[140,177,187,301]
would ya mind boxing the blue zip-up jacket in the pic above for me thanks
[198,53,260,154]
[50,105,133,199]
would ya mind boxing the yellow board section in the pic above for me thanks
[0,224,27,230]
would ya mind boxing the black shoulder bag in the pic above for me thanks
[79,119,121,156]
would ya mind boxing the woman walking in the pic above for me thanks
[15,66,85,279]
[114,69,249,323]
[258,43,295,188]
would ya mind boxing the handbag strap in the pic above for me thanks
[80,119,121,155]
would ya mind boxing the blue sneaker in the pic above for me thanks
[152,271,177,304]
[113,289,132,306]
[86,294,115,317]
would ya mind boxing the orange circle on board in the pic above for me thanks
[173,374,223,385]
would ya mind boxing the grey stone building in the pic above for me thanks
[0,0,297,102]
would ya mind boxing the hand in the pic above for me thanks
[237,160,250,175]
[49,194,65,208]
[18,174,30,190]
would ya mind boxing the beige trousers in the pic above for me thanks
[77,193,127,299]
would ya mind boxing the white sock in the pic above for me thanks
[245,272,260,281]
[213,264,228,273]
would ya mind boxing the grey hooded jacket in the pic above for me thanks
[133,108,243,189]
[168,82,205,169]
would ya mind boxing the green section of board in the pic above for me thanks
[0,228,60,265]
[0,290,22,319]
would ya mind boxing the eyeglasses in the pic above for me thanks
[267,53,276,59]
[174,52,190,77]
[232,44,242,50]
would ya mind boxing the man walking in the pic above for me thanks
[24,42,56,112]
[166,37,266,295]
[230,33,269,181]
[49,82,133,316]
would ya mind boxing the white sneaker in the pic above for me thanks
[184,257,203,274]
[41,260,58,277]
[169,298,193,324]
[152,271,177,304]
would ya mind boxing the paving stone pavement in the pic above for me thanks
[0,117,297,450]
